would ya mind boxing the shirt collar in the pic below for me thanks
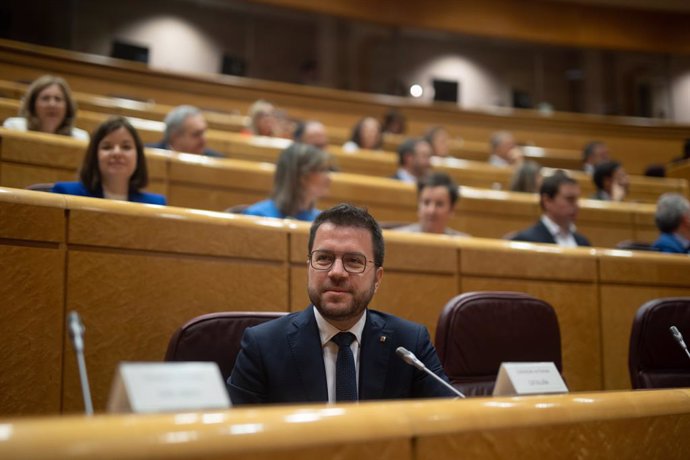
[313,306,366,346]
[396,168,417,184]
[541,214,576,237]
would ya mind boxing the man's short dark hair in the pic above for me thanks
[582,141,604,163]
[417,172,459,206]
[593,161,621,191]
[397,138,421,166]
[308,203,384,268]
[539,171,577,209]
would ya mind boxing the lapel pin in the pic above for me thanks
[380,336,387,343]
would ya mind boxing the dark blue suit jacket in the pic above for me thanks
[228,306,455,405]
[652,233,689,254]
[511,220,591,247]
[52,181,167,205]
[146,140,224,158]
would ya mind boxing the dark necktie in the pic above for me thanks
[331,332,358,401]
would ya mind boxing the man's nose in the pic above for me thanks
[328,258,348,278]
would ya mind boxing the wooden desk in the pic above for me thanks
[1,390,689,459]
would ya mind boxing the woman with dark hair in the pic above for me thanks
[342,117,382,152]
[3,74,89,140]
[52,116,166,204]
[242,142,331,221]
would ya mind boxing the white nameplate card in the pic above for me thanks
[107,362,231,413]
[492,362,568,396]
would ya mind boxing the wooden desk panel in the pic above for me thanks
[0,190,65,243]
[66,198,286,261]
[460,277,600,392]
[0,245,64,415]
[62,249,290,412]
[3,390,690,459]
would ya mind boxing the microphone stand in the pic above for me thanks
[68,311,94,415]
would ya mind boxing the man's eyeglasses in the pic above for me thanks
[308,250,372,274]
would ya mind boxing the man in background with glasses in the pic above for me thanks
[228,203,454,405]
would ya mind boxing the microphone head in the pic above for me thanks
[67,311,84,338]
[670,325,682,341]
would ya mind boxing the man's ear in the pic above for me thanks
[374,267,384,292]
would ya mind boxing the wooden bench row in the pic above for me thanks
[1,38,689,174]
[2,390,690,459]
[2,187,690,416]
[0,79,585,170]
[1,102,686,207]
[0,127,671,248]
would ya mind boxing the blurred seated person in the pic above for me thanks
[592,160,628,201]
[52,116,166,205]
[509,160,543,193]
[342,117,382,152]
[670,139,690,165]
[392,138,433,184]
[3,74,89,141]
[652,193,690,254]
[272,108,297,139]
[381,109,406,135]
[148,105,223,157]
[395,172,467,236]
[424,126,450,158]
[511,171,591,247]
[243,143,331,221]
[489,131,522,166]
[246,99,276,137]
[582,141,610,174]
[294,120,329,150]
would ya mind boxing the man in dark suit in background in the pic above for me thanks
[511,172,591,247]
[392,138,433,184]
[652,193,690,254]
[147,105,223,158]
[228,203,455,405]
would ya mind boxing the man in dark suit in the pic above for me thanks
[228,203,455,405]
[511,172,591,247]
[147,105,223,158]
[391,138,433,184]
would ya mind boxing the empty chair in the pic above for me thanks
[629,297,690,389]
[435,291,562,397]
[165,311,286,382]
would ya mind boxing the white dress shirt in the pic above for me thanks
[313,306,366,403]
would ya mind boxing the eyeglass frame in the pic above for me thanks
[308,250,375,274]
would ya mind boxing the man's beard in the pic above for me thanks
[308,281,377,323]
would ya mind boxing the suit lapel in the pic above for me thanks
[536,220,557,244]
[359,311,393,400]
[286,307,329,402]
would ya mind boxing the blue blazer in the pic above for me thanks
[652,233,689,254]
[511,220,591,247]
[52,182,167,205]
[228,306,455,405]
[243,199,320,222]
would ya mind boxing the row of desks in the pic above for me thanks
[1,390,690,459]
[1,38,689,174]
[0,127,675,248]
[1,186,690,416]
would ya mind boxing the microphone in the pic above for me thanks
[396,346,466,399]
[67,311,94,415]
[670,326,690,361]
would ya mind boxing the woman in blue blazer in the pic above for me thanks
[52,116,166,205]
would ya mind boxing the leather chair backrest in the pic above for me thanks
[629,297,690,389]
[435,291,562,397]
[165,311,286,381]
